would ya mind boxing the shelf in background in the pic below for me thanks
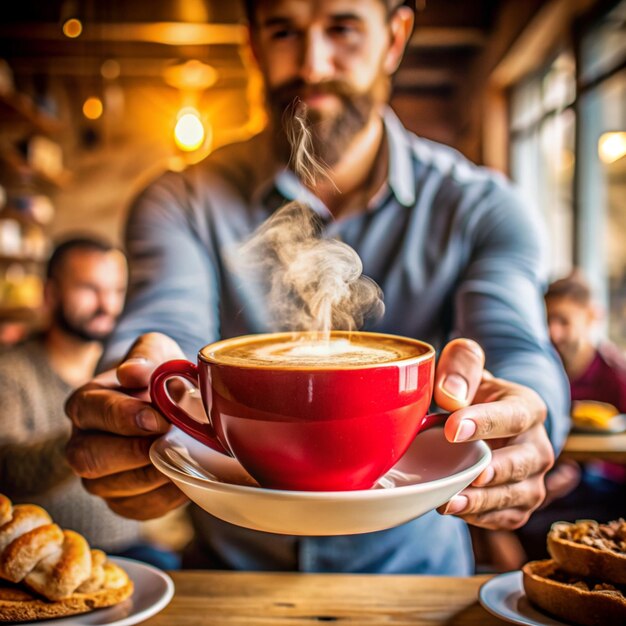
[0,92,62,137]
[0,207,49,227]
[0,148,70,190]
[0,306,42,322]
[0,254,45,264]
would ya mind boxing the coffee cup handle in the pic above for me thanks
[419,412,450,432]
[150,359,231,456]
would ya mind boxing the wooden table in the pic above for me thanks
[142,571,506,626]
[562,431,626,462]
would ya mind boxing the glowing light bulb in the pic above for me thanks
[82,97,103,120]
[174,109,205,151]
[598,132,626,164]
[63,18,83,38]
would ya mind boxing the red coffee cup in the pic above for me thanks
[150,331,441,491]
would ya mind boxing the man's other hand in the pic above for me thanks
[434,338,555,530]
[65,332,189,520]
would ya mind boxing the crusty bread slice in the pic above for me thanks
[0,560,133,622]
[522,559,626,626]
[548,520,626,585]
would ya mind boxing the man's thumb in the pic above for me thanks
[117,332,185,389]
[433,338,485,412]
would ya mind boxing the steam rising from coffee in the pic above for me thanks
[268,79,374,168]
[235,202,384,337]
[230,102,384,344]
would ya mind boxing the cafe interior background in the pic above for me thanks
[0,0,624,567]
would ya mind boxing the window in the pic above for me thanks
[509,53,576,279]
[509,0,626,349]
[577,0,626,348]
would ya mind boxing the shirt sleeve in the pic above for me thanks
[453,180,571,454]
[101,171,221,368]
[0,369,72,497]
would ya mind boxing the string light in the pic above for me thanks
[598,132,626,164]
[83,97,103,120]
[63,18,83,38]
[174,108,205,151]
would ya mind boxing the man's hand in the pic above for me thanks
[434,339,555,530]
[65,333,189,520]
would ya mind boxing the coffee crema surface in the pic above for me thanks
[205,334,427,368]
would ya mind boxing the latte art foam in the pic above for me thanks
[209,334,425,368]
[254,339,399,365]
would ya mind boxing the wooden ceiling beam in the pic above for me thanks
[0,0,242,25]
[399,49,481,81]
[444,0,544,164]
[0,39,239,61]
[6,56,247,79]
[392,83,455,97]
[409,27,487,49]
[393,67,458,89]
[412,0,499,30]
[490,0,600,87]
[0,22,245,46]
[452,0,545,127]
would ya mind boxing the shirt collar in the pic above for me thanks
[382,107,416,207]
[257,106,416,214]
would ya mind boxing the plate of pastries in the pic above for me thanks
[480,518,626,626]
[571,400,626,434]
[0,493,173,624]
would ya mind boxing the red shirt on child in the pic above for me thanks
[570,343,626,412]
[570,342,626,483]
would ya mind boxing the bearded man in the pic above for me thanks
[65,0,569,574]
[0,238,142,554]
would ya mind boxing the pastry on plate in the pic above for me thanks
[548,519,626,584]
[523,558,626,626]
[0,494,133,622]
[522,519,626,626]
[571,400,621,431]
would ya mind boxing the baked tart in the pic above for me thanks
[523,559,626,626]
[0,494,134,622]
[522,519,626,626]
[548,519,626,585]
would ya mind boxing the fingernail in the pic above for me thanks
[444,495,468,515]
[136,408,160,432]
[454,419,476,442]
[123,357,149,366]
[440,374,469,402]
[474,465,494,486]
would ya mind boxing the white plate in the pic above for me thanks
[27,557,175,626]
[150,425,491,536]
[479,571,571,626]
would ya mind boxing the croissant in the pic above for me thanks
[0,494,134,622]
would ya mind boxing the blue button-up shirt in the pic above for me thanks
[104,108,569,574]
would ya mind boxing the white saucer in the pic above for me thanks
[479,571,571,626]
[150,425,491,536]
[32,557,174,626]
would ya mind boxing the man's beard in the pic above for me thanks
[53,305,114,343]
[268,78,375,168]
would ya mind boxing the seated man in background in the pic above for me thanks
[0,236,179,569]
[515,271,626,561]
[547,272,626,413]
